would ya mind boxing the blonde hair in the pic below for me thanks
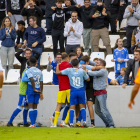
[121,67,127,72]
[1,17,14,30]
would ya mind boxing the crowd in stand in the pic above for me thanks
[0,0,140,85]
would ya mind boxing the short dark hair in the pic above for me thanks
[17,20,25,26]
[62,53,69,60]
[71,11,78,16]
[25,48,31,53]
[64,0,71,1]
[69,53,78,58]
[27,59,30,66]
[84,0,90,2]
[29,57,37,66]
[93,58,98,61]
[134,49,140,54]
[71,59,79,67]
[29,16,37,22]
[56,52,62,57]
[97,0,103,2]
[80,55,90,63]
[98,58,106,66]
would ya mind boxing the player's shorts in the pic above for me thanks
[26,84,40,104]
[56,89,70,103]
[70,89,86,105]
[86,88,95,104]
[18,95,28,107]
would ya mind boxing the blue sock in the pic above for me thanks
[9,106,22,123]
[52,104,66,117]
[62,106,70,121]
[70,109,74,124]
[80,108,86,122]
[34,109,38,124]
[29,108,34,125]
[78,111,82,122]
[23,107,28,125]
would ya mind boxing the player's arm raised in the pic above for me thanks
[0,71,3,99]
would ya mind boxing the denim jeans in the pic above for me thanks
[95,93,115,127]
[30,47,42,69]
[46,17,53,35]
[0,46,15,75]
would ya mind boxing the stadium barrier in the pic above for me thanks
[0,85,140,127]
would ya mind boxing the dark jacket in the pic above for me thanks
[21,5,42,27]
[7,0,25,15]
[89,4,111,29]
[15,50,40,77]
[124,59,140,84]
[16,28,26,45]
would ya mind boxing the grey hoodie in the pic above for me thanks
[123,3,140,26]
[64,18,83,45]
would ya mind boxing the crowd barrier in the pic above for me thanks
[0,85,140,127]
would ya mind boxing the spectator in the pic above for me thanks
[75,47,83,60]
[64,0,77,23]
[51,0,75,57]
[111,38,129,78]
[109,0,120,34]
[47,53,62,85]
[89,0,112,54]
[76,0,94,54]
[64,11,83,54]
[93,58,98,63]
[15,20,26,51]
[36,0,46,16]
[0,17,16,76]
[122,49,140,88]
[21,0,42,27]
[15,48,40,78]
[87,59,115,128]
[0,0,6,27]
[23,16,46,68]
[45,0,55,35]
[115,67,131,85]
[123,0,140,53]
[69,52,78,62]
[131,20,140,53]
[7,0,25,27]
[108,77,117,85]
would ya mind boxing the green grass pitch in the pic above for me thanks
[0,127,140,140]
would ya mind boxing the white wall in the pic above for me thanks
[0,85,140,127]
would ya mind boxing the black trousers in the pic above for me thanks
[0,11,6,27]
[110,14,117,33]
[126,26,137,53]
[52,29,65,57]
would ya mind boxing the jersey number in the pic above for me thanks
[72,76,80,87]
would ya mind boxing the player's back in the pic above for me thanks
[67,68,89,91]
[57,61,72,91]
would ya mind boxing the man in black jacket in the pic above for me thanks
[15,20,26,51]
[21,0,42,27]
[89,0,112,54]
[7,0,25,27]
[15,48,40,77]
[122,49,140,88]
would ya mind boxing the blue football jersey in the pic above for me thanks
[61,68,89,90]
[26,67,43,88]
[113,48,129,73]
[51,60,58,85]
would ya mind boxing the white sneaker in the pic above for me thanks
[62,122,70,128]
[50,124,57,127]
[29,124,36,127]
[49,117,54,126]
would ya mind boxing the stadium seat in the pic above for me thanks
[44,35,53,48]
[129,54,134,59]
[120,19,127,29]
[83,52,88,56]
[4,69,20,84]
[40,52,54,66]
[42,69,53,84]
[109,35,120,48]
[90,52,105,61]
[108,72,115,80]
[105,54,115,68]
